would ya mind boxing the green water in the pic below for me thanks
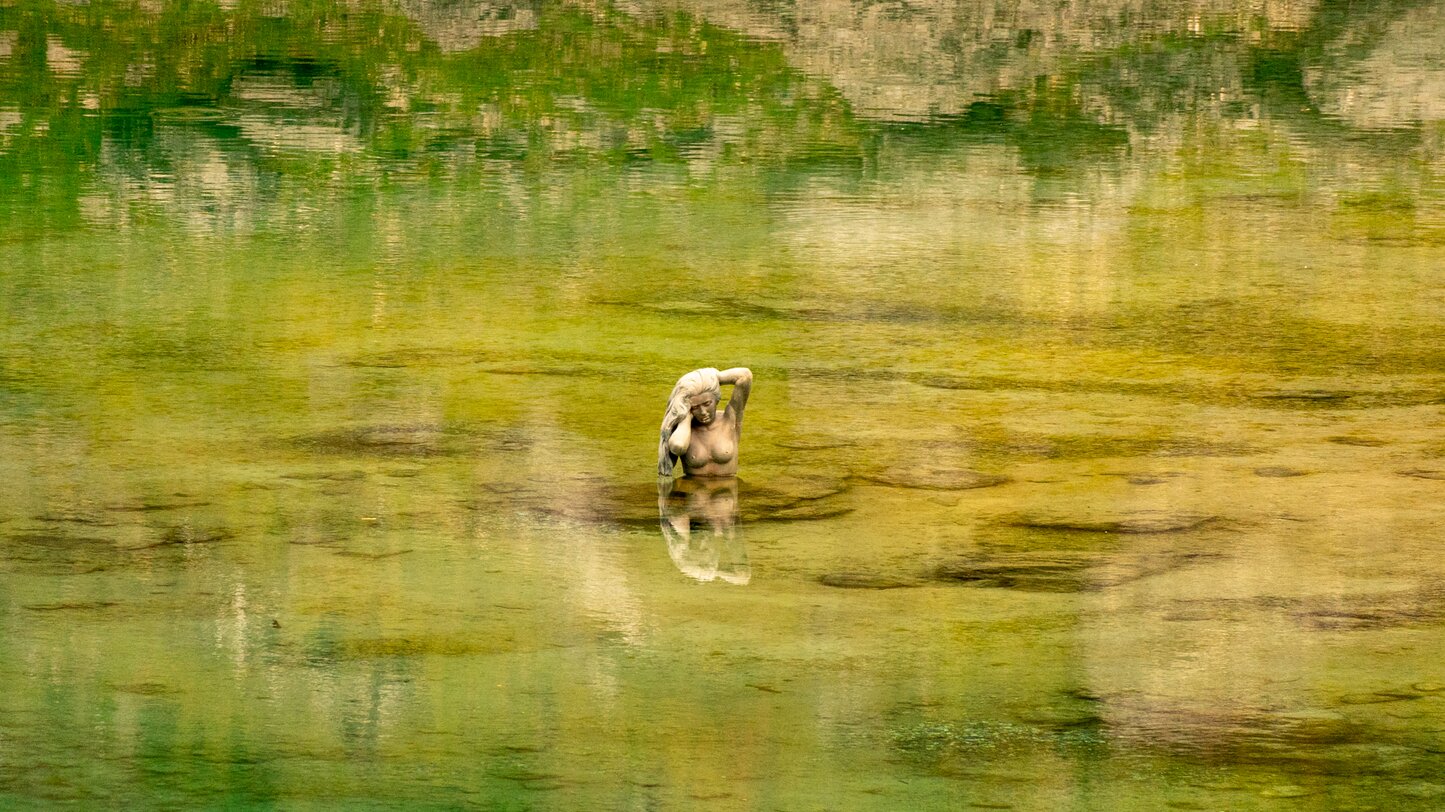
[2,0,1444,808]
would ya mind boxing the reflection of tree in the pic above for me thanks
[2,0,1440,233]
[1303,2,1445,129]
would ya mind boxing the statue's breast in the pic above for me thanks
[685,422,737,468]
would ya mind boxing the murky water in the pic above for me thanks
[2,1,1444,808]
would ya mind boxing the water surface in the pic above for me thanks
[2,0,1444,808]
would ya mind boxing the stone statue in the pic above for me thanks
[657,367,752,477]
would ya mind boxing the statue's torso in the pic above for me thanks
[683,415,738,477]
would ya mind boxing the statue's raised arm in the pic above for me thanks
[657,366,752,478]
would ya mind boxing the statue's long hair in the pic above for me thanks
[657,367,721,476]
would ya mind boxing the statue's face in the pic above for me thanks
[688,393,719,426]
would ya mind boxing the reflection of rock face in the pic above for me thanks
[1305,4,1445,129]
[659,477,750,584]
[645,0,1322,120]
[393,0,539,52]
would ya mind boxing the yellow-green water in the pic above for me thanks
[2,0,1444,808]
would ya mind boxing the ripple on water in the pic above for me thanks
[460,474,854,529]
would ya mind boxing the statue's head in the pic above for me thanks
[688,391,719,426]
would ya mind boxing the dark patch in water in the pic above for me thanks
[24,601,119,612]
[1326,435,1387,447]
[332,548,413,560]
[1335,691,1423,706]
[112,682,179,696]
[999,513,1218,534]
[855,466,1010,491]
[3,531,133,575]
[334,635,512,659]
[933,549,1217,592]
[9,531,117,550]
[31,512,118,526]
[280,470,367,481]
[1254,466,1308,478]
[1397,468,1445,481]
[1106,702,1388,774]
[290,424,472,457]
[1011,704,1105,730]
[818,572,919,590]
[1292,581,1445,630]
[932,558,1094,592]
[345,348,458,368]
[466,474,854,529]
[106,498,212,512]
[137,525,234,549]
[1252,390,1354,404]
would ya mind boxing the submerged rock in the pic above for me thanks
[856,466,1010,491]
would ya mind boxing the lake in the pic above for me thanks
[2,0,1443,808]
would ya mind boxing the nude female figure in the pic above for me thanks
[656,367,752,478]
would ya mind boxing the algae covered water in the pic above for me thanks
[2,1,1444,808]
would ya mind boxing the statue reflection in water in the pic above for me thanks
[656,366,753,584]
[658,476,749,585]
